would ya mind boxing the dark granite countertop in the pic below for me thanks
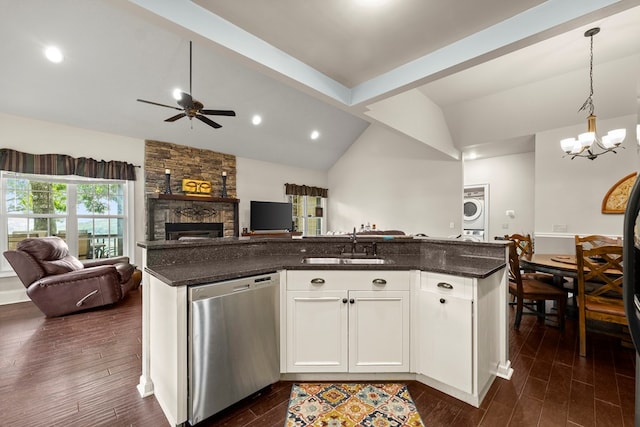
[144,252,506,287]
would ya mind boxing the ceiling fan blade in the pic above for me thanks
[196,115,222,129]
[165,113,186,122]
[200,109,236,116]
[137,99,182,111]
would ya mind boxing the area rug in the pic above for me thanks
[285,383,424,427]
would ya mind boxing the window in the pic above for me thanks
[289,194,326,236]
[1,172,131,271]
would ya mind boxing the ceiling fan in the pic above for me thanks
[137,41,236,129]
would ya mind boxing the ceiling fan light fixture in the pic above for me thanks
[172,88,183,101]
[44,46,64,63]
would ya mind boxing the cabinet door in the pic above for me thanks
[418,289,473,393]
[286,291,348,372]
[349,290,410,372]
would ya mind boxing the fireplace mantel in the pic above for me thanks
[149,194,239,203]
[147,194,240,240]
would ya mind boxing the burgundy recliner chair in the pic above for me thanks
[3,236,140,317]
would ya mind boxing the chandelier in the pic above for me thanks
[560,27,626,160]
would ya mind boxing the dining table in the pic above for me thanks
[519,253,623,282]
[519,253,624,313]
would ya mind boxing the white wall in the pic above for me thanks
[328,124,462,236]
[365,89,460,159]
[534,114,640,252]
[0,113,146,303]
[236,157,327,232]
[464,152,535,240]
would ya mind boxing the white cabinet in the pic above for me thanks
[285,270,410,373]
[349,290,409,372]
[418,273,473,393]
[286,290,348,372]
[417,270,507,406]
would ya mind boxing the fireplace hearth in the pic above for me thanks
[165,222,223,240]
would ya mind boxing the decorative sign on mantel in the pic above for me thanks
[182,179,212,197]
[601,172,637,214]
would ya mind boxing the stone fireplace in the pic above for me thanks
[145,140,238,240]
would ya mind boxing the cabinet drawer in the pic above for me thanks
[287,270,409,291]
[421,272,473,299]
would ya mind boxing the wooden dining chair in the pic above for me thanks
[507,242,567,330]
[504,233,558,284]
[575,234,622,250]
[505,233,534,258]
[575,243,625,357]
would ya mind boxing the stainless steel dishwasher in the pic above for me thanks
[187,272,280,425]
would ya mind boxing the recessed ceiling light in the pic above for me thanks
[252,115,262,125]
[310,130,320,140]
[44,46,64,63]
[354,0,389,7]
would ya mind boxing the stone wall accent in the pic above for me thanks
[145,140,237,239]
[145,140,236,196]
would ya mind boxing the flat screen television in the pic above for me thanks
[250,201,293,232]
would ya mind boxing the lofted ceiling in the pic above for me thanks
[1,0,639,169]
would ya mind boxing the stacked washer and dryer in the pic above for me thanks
[463,186,488,242]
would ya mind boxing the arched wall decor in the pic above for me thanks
[602,172,637,214]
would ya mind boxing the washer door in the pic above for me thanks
[463,199,482,221]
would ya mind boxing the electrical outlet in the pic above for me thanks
[449,222,455,229]
[502,223,509,229]
[552,224,568,232]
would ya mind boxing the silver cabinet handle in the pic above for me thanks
[372,278,387,286]
[437,282,453,290]
[310,278,325,285]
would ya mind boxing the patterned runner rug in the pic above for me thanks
[285,383,424,427]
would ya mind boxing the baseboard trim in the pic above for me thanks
[535,232,622,239]
[0,288,28,305]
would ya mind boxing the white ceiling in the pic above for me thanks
[1,0,639,169]
[193,0,546,87]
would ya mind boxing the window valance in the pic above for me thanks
[0,149,137,180]
[285,183,328,198]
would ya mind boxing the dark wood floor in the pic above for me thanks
[0,288,636,426]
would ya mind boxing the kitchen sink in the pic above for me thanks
[342,258,388,264]
[301,257,391,265]
[301,257,343,264]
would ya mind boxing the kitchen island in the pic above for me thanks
[138,236,512,426]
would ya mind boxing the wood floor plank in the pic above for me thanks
[594,399,624,427]
[538,400,568,427]
[568,380,596,427]
[507,395,543,427]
